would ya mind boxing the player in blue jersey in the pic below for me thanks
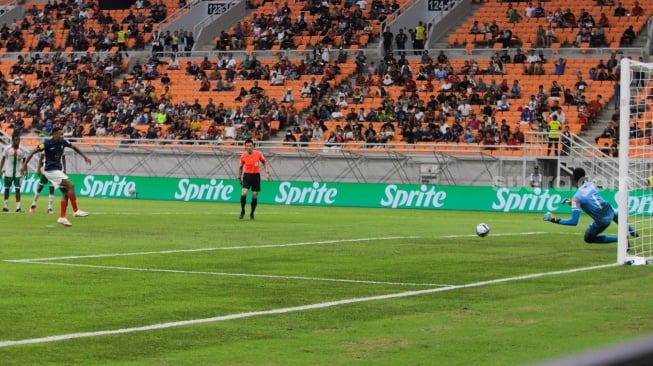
[30,152,65,214]
[544,168,638,243]
[21,128,92,227]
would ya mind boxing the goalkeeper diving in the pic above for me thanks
[544,168,638,243]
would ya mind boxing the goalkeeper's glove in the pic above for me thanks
[562,198,572,205]
[543,212,560,224]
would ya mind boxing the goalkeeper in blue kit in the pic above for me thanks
[544,168,638,243]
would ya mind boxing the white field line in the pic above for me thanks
[17,261,453,287]
[5,236,420,263]
[0,262,619,348]
[87,211,306,216]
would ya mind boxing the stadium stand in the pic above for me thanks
[0,0,650,159]
[449,0,651,52]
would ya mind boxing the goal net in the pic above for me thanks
[618,58,653,265]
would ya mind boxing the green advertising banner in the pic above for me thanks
[3,174,653,215]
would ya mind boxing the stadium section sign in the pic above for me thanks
[6,174,653,215]
[427,0,456,11]
[207,2,229,15]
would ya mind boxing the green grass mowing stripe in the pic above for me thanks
[0,262,619,349]
[4,232,554,263]
[14,261,454,287]
[3,236,419,262]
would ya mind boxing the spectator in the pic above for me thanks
[513,48,526,64]
[510,80,522,99]
[562,8,577,28]
[631,1,643,17]
[529,166,542,188]
[546,114,562,156]
[578,9,595,28]
[499,50,511,64]
[524,2,536,18]
[495,28,513,48]
[549,80,563,100]
[281,88,295,103]
[550,100,567,124]
[481,131,496,148]
[519,106,534,125]
[525,49,540,64]
[513,126,525,144]
[298,130,311,145]
[597,12,609,28]
[536,25,547,48]
[524,60,545,75]
[414,21,426,54]
[507,5,522,23]
[497,95,510,111]
[590,26,606,47]
[395,29,408,51]
[574,75,588,94]
[613,2,627,17]
[574,27,591,47]
[283,130,297,146]
[437,50,449,64]
[382,27,394,54]
[470,21,482,34]
[545,25,557,46]
[270,71,285,86]
[554,57,566,75]
[199,77,210,91]
[534,2,546,18]
[620,26,636,45]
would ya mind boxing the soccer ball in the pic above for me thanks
[476,223,490,237]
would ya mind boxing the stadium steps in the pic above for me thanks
[428,1,484,52]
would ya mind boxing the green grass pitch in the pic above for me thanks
[1,198,652,365]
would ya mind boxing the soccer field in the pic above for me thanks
[1,198,652,365]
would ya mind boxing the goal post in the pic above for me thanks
[618,58,653,265]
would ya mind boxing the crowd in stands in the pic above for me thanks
[287,46,633,153]
[0,0,650,157]
[453,0,650,51]
[215,0,403,52]
[0,40,359,145]
[0,0,199,54]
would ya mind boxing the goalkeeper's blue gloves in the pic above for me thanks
[543,212,560,224]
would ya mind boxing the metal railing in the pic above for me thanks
[646,15,653,61]
[8,131,581,158]
[154,0,204,34]
[3,130,618,186]
[525,130,620,188]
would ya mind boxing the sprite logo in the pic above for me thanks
[0,174,40,194]
[174,178,235,201]
[80,175,138,198]
[627,195,653,214]
[274,181,338,205]
[492,188,563,212]
[614,192,653,214]
[380,184,446,208]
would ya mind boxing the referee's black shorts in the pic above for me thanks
[242,173,261,192]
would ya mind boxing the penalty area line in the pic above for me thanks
[19,261,454,287]
[0,262,619,349]
[4,236,420,263]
